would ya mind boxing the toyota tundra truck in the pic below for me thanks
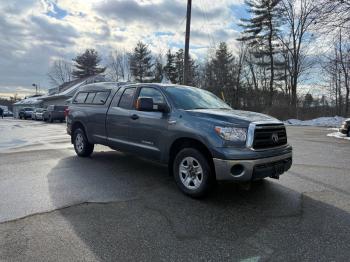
[67,82,292,197]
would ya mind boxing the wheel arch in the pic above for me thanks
[70,121,88,144]
[168,137,215,178]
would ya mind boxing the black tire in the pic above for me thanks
[173,148,214,198]
[49,115,53,123]
[73,128,94,157]
[347,128,350,137]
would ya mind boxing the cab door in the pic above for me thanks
[127,86,170,160]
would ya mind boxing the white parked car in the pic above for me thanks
[31,108,45,120]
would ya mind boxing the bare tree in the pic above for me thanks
[278,0,320,115]
[338,30,350,115]
[47,59,73,86]
[107,49,131,82]
[322,31,350,116]
[319,0,350,31]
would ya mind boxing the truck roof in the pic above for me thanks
[78,82,194,92]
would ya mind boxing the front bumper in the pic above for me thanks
[214,152,292,182]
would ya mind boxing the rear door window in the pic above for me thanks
[54,106,66,111]
[118,88,136,109]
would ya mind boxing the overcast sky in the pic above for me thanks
[0,0,246,98]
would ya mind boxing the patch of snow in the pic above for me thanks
[285,116,345,127]
[14,96,43,105]
[327,131,350,141]
[0,119,70,152]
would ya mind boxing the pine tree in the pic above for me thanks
[189,58,200,87]
[72,49,106,79]
[238,0,282,106]
[153,55,163,83]
[174,49,184,84]
[129,41,153,82]
[212,42,234,89]
[163,49,177,83]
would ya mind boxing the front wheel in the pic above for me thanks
[73,128,94,157]
[173,148,214,198]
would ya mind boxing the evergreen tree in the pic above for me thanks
[238,0,282,106]
[129,41,153,82]
[72,49,106,79]
[174,49,184,84]
[153,55,163,83]
[212,42,234,90]
[163,49,177,83]
[303,93,314,108]
[187,57,200,87]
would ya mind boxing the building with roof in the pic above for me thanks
[12,75,107,118]
[12,95,44,118]
[40,75,107,107]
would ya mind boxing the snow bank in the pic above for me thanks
[285,116,345,127]
[327,131,350,141]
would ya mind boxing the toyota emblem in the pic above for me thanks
[271,133,279,143]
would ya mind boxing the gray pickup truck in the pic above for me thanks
[67,82,292,197]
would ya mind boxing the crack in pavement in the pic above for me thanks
[288,170,350,198]
[0,198,141,225]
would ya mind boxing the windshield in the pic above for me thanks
[24,108,34,111]
[164,86,232,110]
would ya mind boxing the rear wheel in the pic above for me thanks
[73,128,94,157]
[347,128,350,137]
[173,148,214,198]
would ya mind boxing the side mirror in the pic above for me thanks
[136,97,153,111]
[136,97,170,113]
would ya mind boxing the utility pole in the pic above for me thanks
[183,0,192,85]
[32,83,38,95]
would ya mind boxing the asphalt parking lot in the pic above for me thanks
[0,119,349,261]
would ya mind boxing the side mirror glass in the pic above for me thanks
[136,97,153,111]
[136,97,170,113]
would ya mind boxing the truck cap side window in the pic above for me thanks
[118,87,136,109]
[74,92,88,104]
[85,92,96,104]
[92,91,110,105]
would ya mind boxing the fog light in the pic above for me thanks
[231,164,245,176]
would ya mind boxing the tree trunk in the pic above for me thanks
[268,30,274,107]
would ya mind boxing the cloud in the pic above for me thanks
[0,0,245,96]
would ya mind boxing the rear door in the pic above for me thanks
[86,90,111,144]
[106,86,137,151]
[127,86,170,160]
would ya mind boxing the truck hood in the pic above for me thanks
[186,109,280,125]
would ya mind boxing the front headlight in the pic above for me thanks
[214,126,247,142]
